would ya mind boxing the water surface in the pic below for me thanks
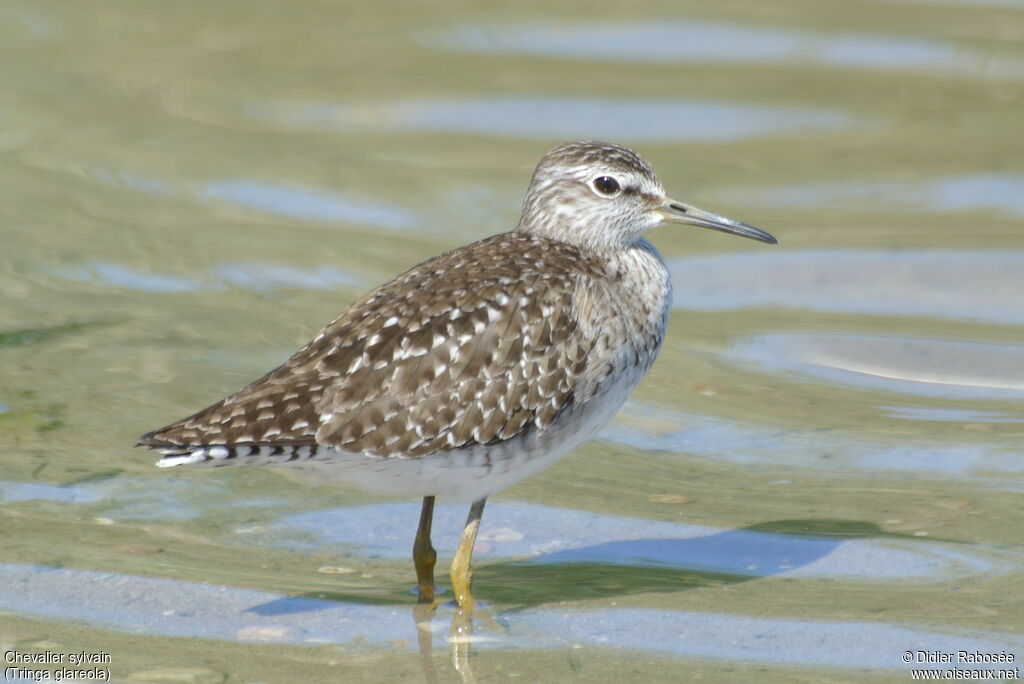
[2,0,1022,682]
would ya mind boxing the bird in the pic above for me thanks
[137,140,777,610]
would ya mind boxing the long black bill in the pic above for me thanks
[657,199,777,244]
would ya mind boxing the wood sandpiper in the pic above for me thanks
[138,140,777,610]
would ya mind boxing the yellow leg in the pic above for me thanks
[449,497,486,681]
[413,495,437,604]
[449,497,486,612]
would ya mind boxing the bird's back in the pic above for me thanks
[139,231,669,473]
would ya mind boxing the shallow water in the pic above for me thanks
[2,0,1023,682]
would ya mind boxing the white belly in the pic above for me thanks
[281,357,647,502]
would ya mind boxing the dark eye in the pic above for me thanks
[592,176,620,195]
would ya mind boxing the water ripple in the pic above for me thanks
[201,180,420,229]
[731,174,1024,217]
[879,406,1024,422]
[3,562,1021,669]
[212,262,364,291]
[47,261,363,294]
[433,21,1024,79]
[0,481,102,505]
[57,262,204,293]
[730,333,1024,400]
[245,97,861,142]
[90,167,419,229]
[271,502,1013,582]
[668,250,1024,325]
[606,403,1022,486]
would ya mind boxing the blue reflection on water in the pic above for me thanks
[606,403,1022,485]
[729,334,1024,400]
[212,262,364,291]
[0,481,102,504]
[89,167,420,229]
[271,502,1006,581]
[4,562,1022,668]
[739,174,1024,216]
[668,250,1024,325]
[58,262,204,293]
[48,261,363,293]
[0,477,253,521]
[433,21,1024,79]
[245,97,860,142]
[201,180,420,229]
[515,608,1024,668]
[530,530,840,577]
[92,168,176,196]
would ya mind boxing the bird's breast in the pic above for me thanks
[573,239,672,405]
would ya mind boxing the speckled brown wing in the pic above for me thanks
[138,232,607,460]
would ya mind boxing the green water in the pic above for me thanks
[2,0,1023,682]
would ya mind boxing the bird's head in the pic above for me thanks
[517,140,777,251]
